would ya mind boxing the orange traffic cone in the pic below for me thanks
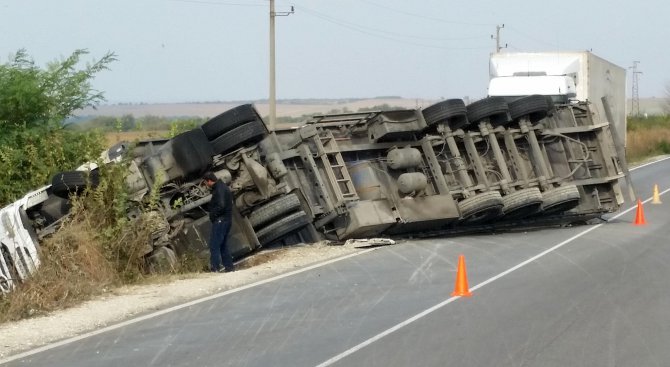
[451,254,472,297]
[652,184,662,204]
[633,199,646,225]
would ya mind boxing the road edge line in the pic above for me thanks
[0,248,376,364]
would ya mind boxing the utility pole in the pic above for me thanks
[269,0,276,132]
[629,61,642,116]
[491,24,506,53]
[268,1,294,132]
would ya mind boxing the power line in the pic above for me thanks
[299,7,484,42]
[506,25,557,48]
[168,0,266,7]
[297,5,490,50]
[358,0,494,27]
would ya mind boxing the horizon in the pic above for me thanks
[3,0,668,104]
[75,96,667,120]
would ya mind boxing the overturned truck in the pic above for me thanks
[0,95,627,292]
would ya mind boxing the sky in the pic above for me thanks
[0,0,666,103]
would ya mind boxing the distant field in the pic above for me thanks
[77,97,668,119]
[78,98,437,119]
[104,131,167,146]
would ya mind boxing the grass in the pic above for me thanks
[626,115,670,162]
[0,163,208,323]
[0,217,118,322]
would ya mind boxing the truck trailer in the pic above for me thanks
[0,92,629,293]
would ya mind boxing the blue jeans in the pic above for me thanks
[209,219,233,272]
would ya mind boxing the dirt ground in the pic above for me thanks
[0,243,367,359]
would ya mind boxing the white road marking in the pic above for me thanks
[314,187,670,367]
[630,155,670,171]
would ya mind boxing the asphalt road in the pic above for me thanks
[4,157,670,367]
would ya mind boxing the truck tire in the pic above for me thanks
[501,187,543,219]
[458,191,504,224]
[172,128,213,177]
[201,104,260,140]
[210,119,267,156]
[255,210,310,245]
[466,96,511,126]
[248,193,301,229]
[541,185,581,214]
[509,95,549,123]
[422,99,468,130]
[51,170,100,198]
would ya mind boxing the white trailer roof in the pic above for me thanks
[489,52,587,77]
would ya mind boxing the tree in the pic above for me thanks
[0,49,117,130]
[0,49,116,205]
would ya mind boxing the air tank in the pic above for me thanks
[387,148,422,170]
[397,172,428,194]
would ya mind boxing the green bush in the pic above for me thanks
[0,49,115,206]
[0,126,104,205]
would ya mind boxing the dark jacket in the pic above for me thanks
[209,180,233,222]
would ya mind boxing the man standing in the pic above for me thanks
[203,171,234,273]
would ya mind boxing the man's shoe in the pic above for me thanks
[219,267,234,273]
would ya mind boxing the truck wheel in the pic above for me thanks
[51,170,100,198]
[201,104,260,140]
[458,191,504,224]
[255,211,310,246]
[509,95,549,123]
[172,128,214,177]
[210,119,267,155]
[248,193,301,229]
[422,99,469,130]
[501,187,544,219]
[466,96,511,126]
[541,185,581,214]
